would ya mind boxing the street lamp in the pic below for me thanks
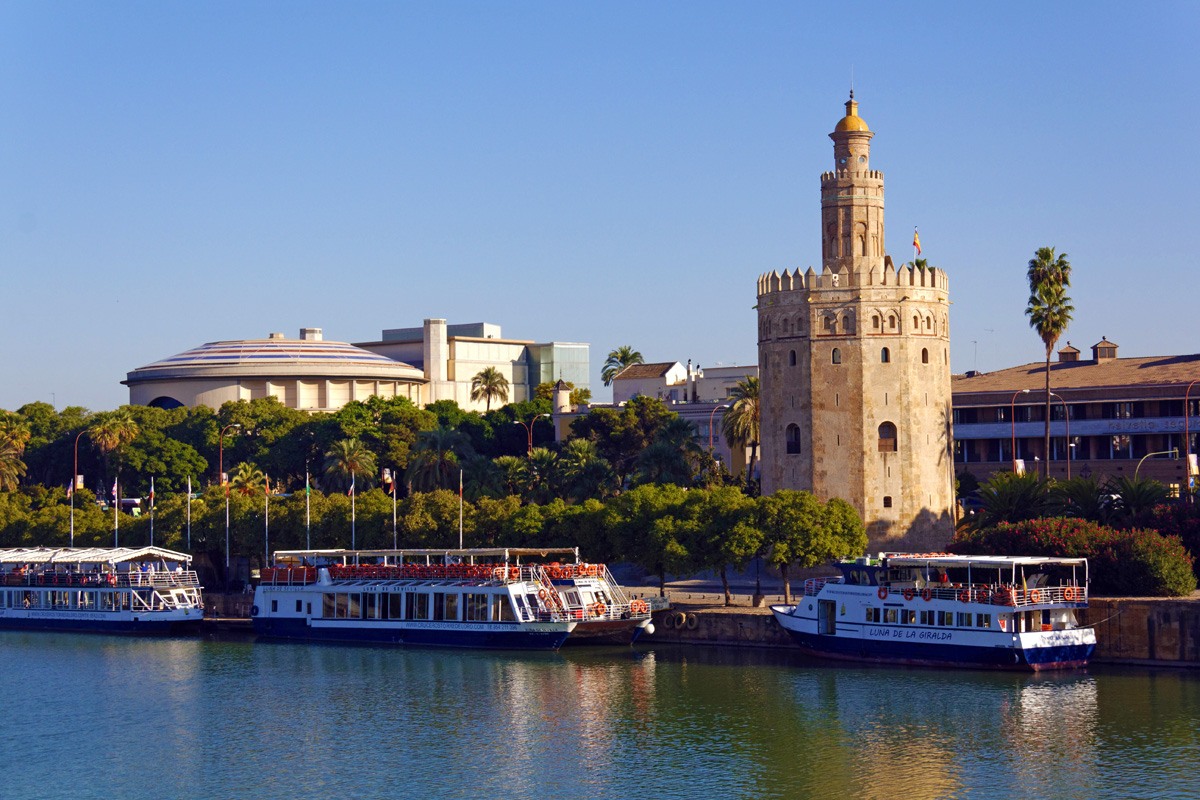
[1048,391,1071,479]
[219,423,242,570]
[70,430,86,548]
[708,403,731,452]
[1010,389,1030,471]
[513,414,551,456]
[1185,380,1199,487]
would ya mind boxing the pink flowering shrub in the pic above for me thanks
[950,517,1196,597]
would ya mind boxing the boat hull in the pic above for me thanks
[253,616,571,651]
[0,611,203,635]
[771,605,1094,671]
[563,618,648,646]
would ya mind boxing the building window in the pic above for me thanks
[883,496,893,508]
[872,315,881,330]
[878,421,898,452]
[889,315,897,330]
[786,424,801,455]
[789,350,796,367]
[881,347,890,363]
[832,348,841,364]
[921,348,929,364]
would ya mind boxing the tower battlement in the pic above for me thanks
[820,169,885,182]
[757,262,949,297]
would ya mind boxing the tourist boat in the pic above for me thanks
[771,553,1096,670]
[0,546,205,634]
[252,547,655,650]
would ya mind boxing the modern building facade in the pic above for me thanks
[952,338,1200,493]
[756,94,955,549]
[126,320,589,414]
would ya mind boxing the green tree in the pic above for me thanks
[686,486,762,606]
[323,438,378,492]
[721,375,761,490]
[88,409,140,493]
[1025,246,1073,479]
[601,345,644,386]
[571,395,678,484]
[407,426,472,492]
[0,413,30,491]
[555,439,617,502]
[606,483,691,595]
[1107,475,1169,521]
[1049,476,1111,523]
[228,462,266,496]
[968,471,1052,531]
[470,367,510,411]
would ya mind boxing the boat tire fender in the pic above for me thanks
[250,605,260,617]
[685,613,699,630]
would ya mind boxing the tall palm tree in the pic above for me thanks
[88,409,140,492]
[1025,247,1074,479]
[406,426,471,492]
[721,376,760,489]
[229,462,267,496]
[601,345,644,386]
[470,367,510,411]
[0,415,30,491]
[323,438,378,492]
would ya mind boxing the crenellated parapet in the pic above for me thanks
[820,169,885,183]
[757,262,949,297]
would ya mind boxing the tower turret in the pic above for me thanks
[821,91,885,276]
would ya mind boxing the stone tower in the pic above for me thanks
[756,93,954,549]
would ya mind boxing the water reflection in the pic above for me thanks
[0,634,1197,800]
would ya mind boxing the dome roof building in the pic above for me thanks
[123,328,425,411]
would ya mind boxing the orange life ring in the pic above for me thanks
[107,574,116,586]
[1064,587,1077,601]
[593,602,606,617]
[921,588,933,602]
[902,588,915,601]
[994,587,1012,605]
[537,588,548,601]
[1029,589,1042,604]
[877,586,888,600]
[976,588,990,604]
[958,590,971,603]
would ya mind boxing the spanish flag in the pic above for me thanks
[913,228,922,256]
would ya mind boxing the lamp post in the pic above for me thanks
[1185,380,1199,488]
[708,403,731,452]
[1048,391,1071,479]
[383,468,397,550]
[70,430,86,548]
[513,414,551,456]
[1009,389,1030,471]
[219,423,241,570]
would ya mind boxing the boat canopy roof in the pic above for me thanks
[273,547,581,563]
[0,546,193,565]
[877,553,1088,569]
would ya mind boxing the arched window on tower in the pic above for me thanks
[881,347,891,363]
[921,348,929,364]
[872,314,880,330]
[878,421,898,452]
[786,424,801,455]
[913,314,919,330]
[888,315,897,330]
[831,348,841,365]
[789,350,797,367]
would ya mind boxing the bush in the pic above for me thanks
[951,517,1196,597]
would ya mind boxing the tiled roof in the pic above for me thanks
[953,353,1200,396]
[612,362,679,380]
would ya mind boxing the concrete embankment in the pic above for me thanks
[640,591,1200,668]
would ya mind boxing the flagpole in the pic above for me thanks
[305,470,311,551]
[186,476,192,551]
[149,476,155,547]
[264,476,270,568]
[113,478,119,548]
[350,473,356,551]
[458,468,463,549]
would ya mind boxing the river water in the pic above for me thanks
[2,632,1198,800]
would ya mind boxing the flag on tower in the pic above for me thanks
[149,477,155,509]
[913,228,922,256]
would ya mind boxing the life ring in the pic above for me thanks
[921,588,933,602]
[537,588,548,601]
[958,590,971,603]
[976,588,990,604]
[877,586,888,600]
[685,613,699,630]
[1064,587,1078,601]
[902,588,915,601]
[1028,589,1042,604]
[250,605,260,617]
[107,574,116,587]
[509,567,521,582]
[37,575,45,586]
[994,588,1012,605]
[593,602,607,617]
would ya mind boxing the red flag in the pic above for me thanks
[912,228,922,256]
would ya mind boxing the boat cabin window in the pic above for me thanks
[464,593,490,622]
[296,600,303,613]
[865,607,881,623]
[937,611,953,626]
[493,595,515,622]
[406,593,430,621]
[271,600,279,613]
[976,614,992,629]
[956,612,972,627]
[389,594,403,620]
[883,608,899,624]
[901,610,916,625]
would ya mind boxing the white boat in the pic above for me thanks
[0,546,205,634]
[251,547,654,650]
[771,553,1096,670]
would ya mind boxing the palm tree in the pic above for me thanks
[88,409,140,493]
[407,426,471,492]
[0,415,30,491]
[601,345,644,386]
[721,376,760,489]
[229,462,267,496]
[1025,247,1073,479]
[470,367,510,411]
[323,438,378,492]
[556,439,616,501]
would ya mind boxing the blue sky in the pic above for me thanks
[2,2,1198,412]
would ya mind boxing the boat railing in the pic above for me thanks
[881,583,1088,607]
[803,576,840,596]
[2,570,200,589]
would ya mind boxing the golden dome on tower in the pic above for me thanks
[834,91,870,132]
